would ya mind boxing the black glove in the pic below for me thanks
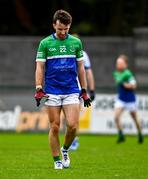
[89,90,95,101]
[34,88,48,107]
[79,89,92,107]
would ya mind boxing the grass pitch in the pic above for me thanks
[0,132,148,179]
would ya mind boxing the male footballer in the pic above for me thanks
[34,9,91,169]
[113,54,143,143]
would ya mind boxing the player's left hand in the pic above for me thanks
[79,89,92,107]
[34,88,48,107]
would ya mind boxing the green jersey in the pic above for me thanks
[36,33,83,94]
[113,69,136,85]
[113,69,136,102]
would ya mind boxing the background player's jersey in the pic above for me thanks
[77,50,92,90]
[113,69,136,102]
[83,51,91,69]
[36,34,83,95]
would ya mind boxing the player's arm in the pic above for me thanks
[83,51,95,100]
[123,83,136,89]
[86,69,95,100]
[76,40,87,89]
[35,41,47,88]
[35,61,48,106]
[76,39,91,107]
[35,61,45,88]
[77,60,87,89]
[34,41,48,106]
[123,78,137,90]
[77,60,91,107]
[86,69,95,91]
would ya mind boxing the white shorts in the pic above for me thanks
[45,93,80,106]
[114,98,137,112]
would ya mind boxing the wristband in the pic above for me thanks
[36,85,42,90]
[81,89,87,93]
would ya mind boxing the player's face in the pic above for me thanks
[116,58,127,71]
[53,20,71,40]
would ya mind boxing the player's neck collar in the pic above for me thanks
[52,33,69,40]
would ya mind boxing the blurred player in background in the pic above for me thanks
[70,34,95,150]
[34,10,91,169]
[113,54,143,143]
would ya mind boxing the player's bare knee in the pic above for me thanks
[68,123,78,132]
[50,124,60,134]
[115,116,119,123]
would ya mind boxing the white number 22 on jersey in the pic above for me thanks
[60,46,66,53]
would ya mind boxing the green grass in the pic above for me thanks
[0,132,148,179]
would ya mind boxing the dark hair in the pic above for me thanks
[53,9,72,25]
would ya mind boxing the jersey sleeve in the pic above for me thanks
[126,71,137,85]
[76,39,83,61]
[36,41,47,62]
[83,51,91,69]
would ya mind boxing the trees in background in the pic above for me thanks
[0,0,148,36]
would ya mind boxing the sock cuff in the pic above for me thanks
[53,156,60,162]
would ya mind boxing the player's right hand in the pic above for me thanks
[34,89,48,107]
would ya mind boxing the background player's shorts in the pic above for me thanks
[114,98,137,112]
[45,93,80,106]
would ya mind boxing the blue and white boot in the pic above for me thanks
[61,147,70,168]
[54,160,63,169]
[69,137,79,151]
